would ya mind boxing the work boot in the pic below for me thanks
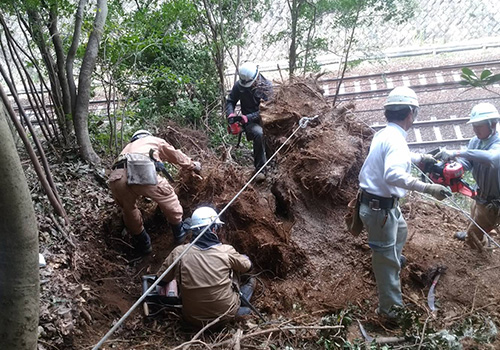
[171,222,187,244]
[254,172,266,183]
[375,308,399,328]
[131,229,152,255]
[399,255,407,268]
[454,231,467,241]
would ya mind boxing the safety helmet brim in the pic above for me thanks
[240,76,258,88]
[384,86,419,108]
[189,206,224,229]
[190,219,224,230]
[131,129,152,142]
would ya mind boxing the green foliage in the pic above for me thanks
[88,113,111,153]
[101,0,220,129]
[317,307,363,349]
[452,314,498,344]
[266,0,417,76]
[460,67,500,89]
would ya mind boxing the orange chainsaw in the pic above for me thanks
[420,160,476,197]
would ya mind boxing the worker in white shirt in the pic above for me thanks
[358,86,450,323]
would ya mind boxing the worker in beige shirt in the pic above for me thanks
[159,206,255,327]
[108,130,201,255]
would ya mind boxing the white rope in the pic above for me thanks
[92,115,319,349]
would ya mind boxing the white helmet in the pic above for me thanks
[384,86,419,109]
[190,207,224,230]
[467,103,499,124]
[238,62,259,88]
[131,129,152,142]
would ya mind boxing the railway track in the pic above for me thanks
[13,59,500,152]
[320,59,500,151]
[370,116,474,150]
[321,59,500,101]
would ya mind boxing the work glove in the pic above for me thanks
[420,153,437,165]
[435,150,459,162]
[227,113,238,124]
[192,161,202,174]
[240,114,248,124]
[423,183,451,201]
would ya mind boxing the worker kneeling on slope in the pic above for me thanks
[108,130,201,255]
[157,206,255,327]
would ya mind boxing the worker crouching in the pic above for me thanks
[158,206,255,328]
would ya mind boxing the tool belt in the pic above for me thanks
[360,190,398,210]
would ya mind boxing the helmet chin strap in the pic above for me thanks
[486,120,497,140]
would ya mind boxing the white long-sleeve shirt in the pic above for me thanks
[359,123,426,198]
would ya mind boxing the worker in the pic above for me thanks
[436,103,500,251]
[226,62,273,181]
[158,206,255,327]
[357,86,450,323]
[108,130,201,255]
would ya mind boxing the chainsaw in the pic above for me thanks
[227,112,245,148]
[419,159,476,197]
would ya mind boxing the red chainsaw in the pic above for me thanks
[420,160,476,197]
[227,112,246,148]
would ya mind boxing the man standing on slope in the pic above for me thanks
[358,86,450,322]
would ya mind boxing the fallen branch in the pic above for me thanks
[172,306,233,350]
[211,325,343,348]
[444,302,498,322]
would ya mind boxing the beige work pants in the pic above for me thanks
[108,168,183,235]
[466,201,500,249]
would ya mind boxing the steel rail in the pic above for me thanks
[357,96,500,114]
[320,59,500,84]
[408,138,471,148]
[327,81,463,100]
[370,117,470,130]
[370,117,475,149]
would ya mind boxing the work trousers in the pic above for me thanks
[108,168,183,235]
[245,122,267,170]
[466,201,500,249]
[359,203,407,317]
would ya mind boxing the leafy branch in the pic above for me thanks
[460,67,500,97]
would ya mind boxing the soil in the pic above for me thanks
[35,75,500,350]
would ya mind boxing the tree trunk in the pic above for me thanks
[288,0,299,77]
[25,10,67,138]
[0,99,39,349]
[73,0,108,164]
[66,0,89,117]
[48,6,73,138]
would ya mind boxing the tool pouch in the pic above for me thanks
[125,153,158,185]
[344,190,363,236]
